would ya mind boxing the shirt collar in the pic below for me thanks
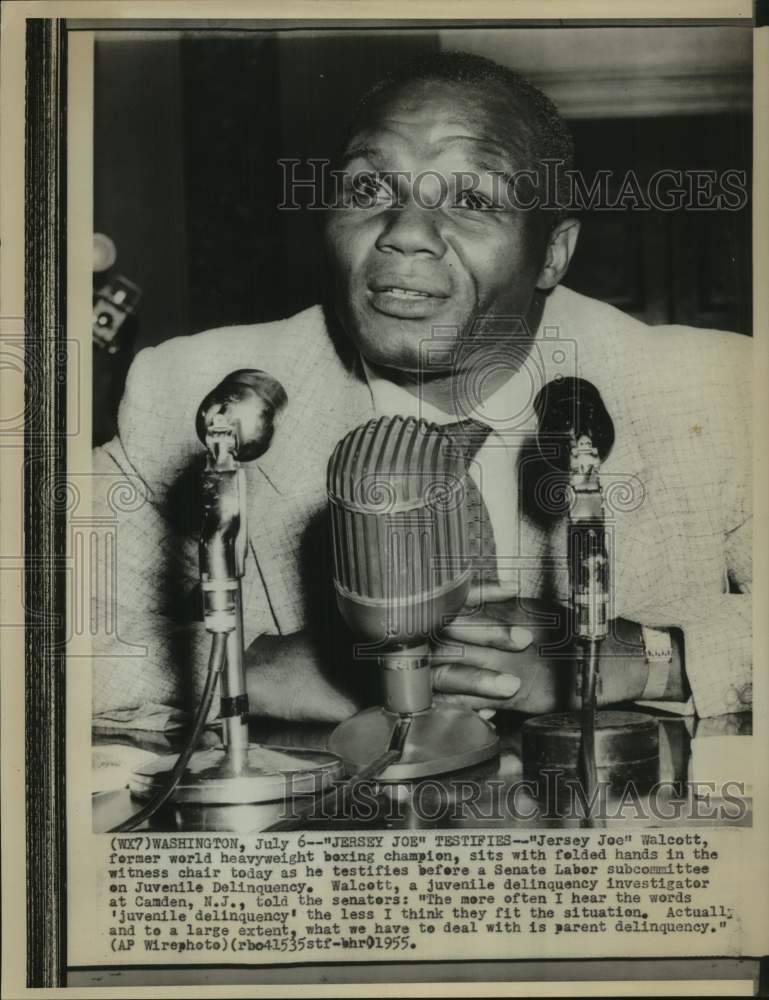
[361,318,547,436]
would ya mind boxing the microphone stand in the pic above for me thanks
[126,399,343,826]
[199,416,250,767]
[568,431,608,825]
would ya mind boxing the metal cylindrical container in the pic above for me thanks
[522,710,660,795]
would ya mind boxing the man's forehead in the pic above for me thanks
[345,80,530,168]
[344,128,515,167]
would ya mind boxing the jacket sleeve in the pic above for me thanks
[90,340,231,721]
[633,332,753,718]
[89,314,331,722]
[90,435,211,720]
[91,343,292,723]
[676,595,752,717]
[680,333,752,717]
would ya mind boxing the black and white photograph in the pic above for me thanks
[2,3,768,996]
[90,22,754,833]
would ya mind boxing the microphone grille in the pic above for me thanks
[533,376,614,462]
[327,416,470,600]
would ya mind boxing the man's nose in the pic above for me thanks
[375,200,446,258]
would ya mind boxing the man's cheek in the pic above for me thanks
[325,220,358,262]
[488,265,538,314]
[334,244,369,288]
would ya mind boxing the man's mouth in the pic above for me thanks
[367,279,450,318]
[378,286,433,299]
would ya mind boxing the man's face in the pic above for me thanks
[325,79,550,374]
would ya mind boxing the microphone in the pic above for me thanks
[534,377,613,643]
[196,368,288,462]
[92,232,117,273]
[523,376,659,817]
[195,370,288,634]
[327,415,472,714]
[326,416,499,779]
[533,376,614,469]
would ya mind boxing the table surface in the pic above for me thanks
[93,707,752,834]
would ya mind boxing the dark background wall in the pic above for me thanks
[92,27,752,441]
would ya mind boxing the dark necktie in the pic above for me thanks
[441,417,498,584]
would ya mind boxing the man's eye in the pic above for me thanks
[454,189,496,211]
[347,172,395,208]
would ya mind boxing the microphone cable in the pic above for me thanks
[107,631,228,833]
[579,639,603,829]
[264,716,412,832]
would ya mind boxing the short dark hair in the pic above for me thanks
[347,50,575,219]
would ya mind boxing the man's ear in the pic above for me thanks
[536,218,580,290]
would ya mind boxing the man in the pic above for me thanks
[92,52,752,728]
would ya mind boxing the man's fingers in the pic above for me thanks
[432,662,520,700]
[433,691,499,715]
[441,618,533,651]
[466,582,519,606]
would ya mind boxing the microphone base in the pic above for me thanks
[329,705,499,781]
[128,743,343,806]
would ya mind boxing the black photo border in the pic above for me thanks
[25,16,68,990]
[20,11,767,993]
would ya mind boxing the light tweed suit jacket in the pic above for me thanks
[92,286,752,720]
